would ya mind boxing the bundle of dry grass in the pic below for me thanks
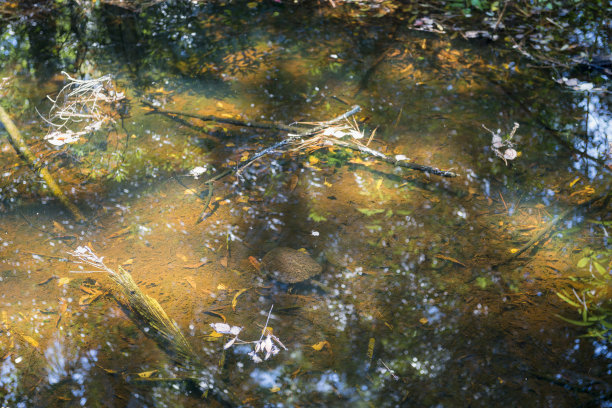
[68,246,194,365]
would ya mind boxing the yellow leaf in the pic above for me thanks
[57,277,71,286]
[184,189,195,195]
[419,317,428,325]
[510,248,519,253]
[216,101,224,108]
[569,177,580,188]
[209,331,224,338]
[232,288,249,311]
[217,283,227,290]
[269,386,280,393]
[308,155,319,165]
[137,370,158,378]
[367,337,375,361]
[262,326,274,336]
[21,335,39,348]
[324,179,332,187]
[311,341,330,351]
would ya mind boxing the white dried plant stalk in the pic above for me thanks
[40,72,125,146]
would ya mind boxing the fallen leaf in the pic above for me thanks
[107,226,131,239]
[434,254,466,267]
[509,248,519,254]
[311,341,331,351]
[137,370,158,378]
[232,288,249,311]
[121,258,134,266]
[21,334,39,348]
[269,387,280,393]
[209,331,224,338]
[52,221,66,234]
[183,261,208,269]
[287,174,299,192]
[248,256,261,272]
[569,177,580,188]
[217,283,227,291]
[57,277,71,286]
[419,317,428,324]
[367,337,375,361]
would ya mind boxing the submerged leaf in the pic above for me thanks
[311,341,331,351]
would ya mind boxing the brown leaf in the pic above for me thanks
[434,254,466,267]
[183,261,207,269]
[248,256,261,272]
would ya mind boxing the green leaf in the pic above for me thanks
[308,212,327,222]
[600,320,612,329]
[577,257,590,268]
[475,277,488,289]
[593,261,607,276]
[555,314,595,326]
[556,292,581,308]
[357,208,385,217]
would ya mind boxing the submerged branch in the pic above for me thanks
[141,99,306,133]
[333,138,458,177]
[0,106,85,222]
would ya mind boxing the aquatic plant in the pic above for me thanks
[556,246,612,342]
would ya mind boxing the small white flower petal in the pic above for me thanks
[223,337,237,350]
[333,130,347,138]
[210,323,231,334]
[229,326,242,336]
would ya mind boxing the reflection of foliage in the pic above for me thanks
[557,245,612,342]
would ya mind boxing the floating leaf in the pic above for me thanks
[269,387,281,393]
[509,248,519,254]
[311,341,330,351]
[419,317,428,325]
[232,288,249,311]
[57,277,72,286]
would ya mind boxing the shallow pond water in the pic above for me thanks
[1,2,611,407]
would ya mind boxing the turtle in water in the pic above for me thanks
[261,247,322,284]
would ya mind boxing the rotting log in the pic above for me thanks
[0,106,85,222]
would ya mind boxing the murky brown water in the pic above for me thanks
[1,2,611,407]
